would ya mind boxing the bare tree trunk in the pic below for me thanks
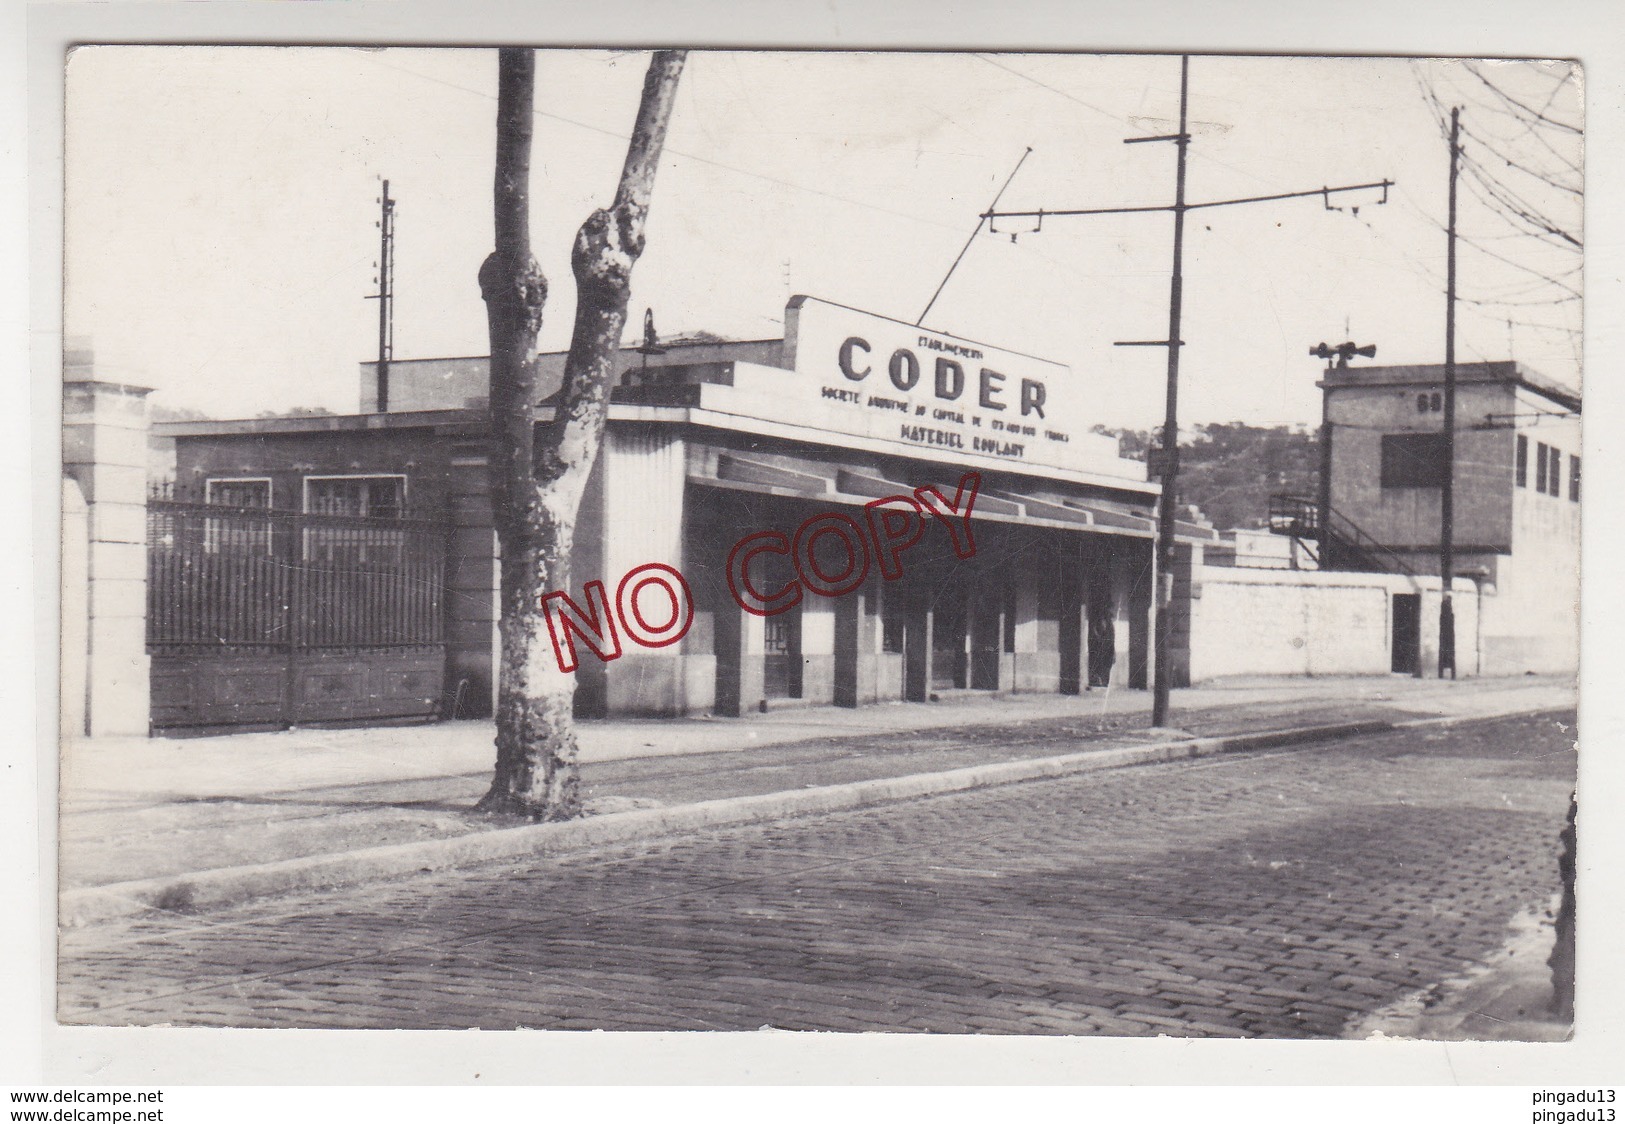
[477,48,687,819]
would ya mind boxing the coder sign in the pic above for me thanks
[782,295,1079,466]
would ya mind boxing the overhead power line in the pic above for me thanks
[984,179,1391,223]
[971,54,1275,189]
[1414,78,1583,250]
[1442,138,1581,249]
[1461,124,1581,197]
[1462,63,1582,134]
[978,54,1395,724]
[1412,63,1581,176]
[973,53,1123,127]
[1455,290,1581,309]
[1499,316,1581,334]
[1495,104,1583,177]
[1456,158,1583,249]
[367,54,967,237]
[1456,231,1582,297]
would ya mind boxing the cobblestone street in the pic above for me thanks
[58,710,1576,1036]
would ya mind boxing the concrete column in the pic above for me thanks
[445,443,498,719]
[902,582,935,702]
[62,370,152,737]
[992,585,1013,692]
[833,588,866,708]
[1126,540,1153,690]
[860,588,880,703]
[1009,578,1039,691]
[1166,541,1202,690]
[969,589,1002,691]
[714,602,766,717]
[1057,550,1084,695]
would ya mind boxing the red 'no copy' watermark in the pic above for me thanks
[538,471,981,672]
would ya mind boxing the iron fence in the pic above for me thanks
[146,497,447,651]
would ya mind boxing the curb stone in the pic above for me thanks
[57,708,1558,928]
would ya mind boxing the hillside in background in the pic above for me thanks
[1092,422,1320,532]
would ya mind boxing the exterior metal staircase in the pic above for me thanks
[1267,495,1417,576]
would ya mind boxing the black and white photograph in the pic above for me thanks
[13,0,1625,1101]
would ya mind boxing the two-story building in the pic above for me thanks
[1319,359,1580,675]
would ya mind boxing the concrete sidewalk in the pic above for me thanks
[59,675,1574,925]
[1348,899,1572,1041]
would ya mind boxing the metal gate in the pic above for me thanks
[146,496,448,733]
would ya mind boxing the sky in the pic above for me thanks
[62,48,1583,431]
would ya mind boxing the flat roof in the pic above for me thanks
[156,408,482,438]
[158,403,1161,499]
[1318,360,1581,413]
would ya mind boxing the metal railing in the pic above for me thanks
[1267,494,1417,576]
[146,496,447,651]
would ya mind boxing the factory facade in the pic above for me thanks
[150,297,1211,727]
[69,303,1575,735]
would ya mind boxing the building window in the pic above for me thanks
[764,616,794,654]
[1415,392,1442,414]
[1516,435,1528,488]
[303,474,407,518]
[202,478,273,554]
[1380,433,1450,489]
[302,475,408,563]
[1535,443,1564,498]
[1570,455,1581,502]
[205,478,271,508]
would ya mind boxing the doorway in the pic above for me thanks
[763,603,803,699]
[968,592,1003,691]
[931,593,968,692]
[1391,593,1422,676]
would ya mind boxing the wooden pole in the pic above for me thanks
[1439,107,1459,678]
[1151,54,1190,728]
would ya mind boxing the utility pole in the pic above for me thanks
[980,56,1393,726]
[1439,107,1460,679]
[366,179,397,413]
[1149,55,1190,729]
[1318,355,1335,570]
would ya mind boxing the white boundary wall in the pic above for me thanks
[1189,566,1482,681]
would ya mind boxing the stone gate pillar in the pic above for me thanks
[60,478,90,738]
[61,348,152,737]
